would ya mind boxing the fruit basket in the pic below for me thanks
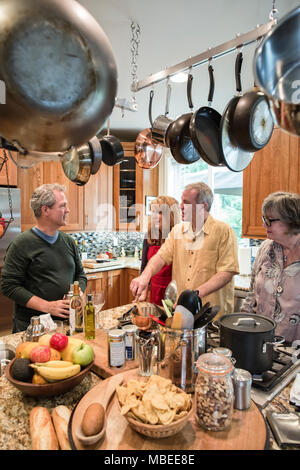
[6,358,94,397]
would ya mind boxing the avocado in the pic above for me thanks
[11,358,34,382]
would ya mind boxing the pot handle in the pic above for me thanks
[148,90,154,127]
[262,335,285,353]
[233,317,261,327]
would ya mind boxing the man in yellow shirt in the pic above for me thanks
[130,182,239,317]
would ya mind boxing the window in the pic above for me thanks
[160,150,243,241]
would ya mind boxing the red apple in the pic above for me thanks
[30,345,51,363]
[50,333,68,352]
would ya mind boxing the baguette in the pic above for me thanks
[30,406,59,450]
[52,405,71,450]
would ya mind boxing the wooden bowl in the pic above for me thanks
[117,387,193,438]
[5,358,94,397]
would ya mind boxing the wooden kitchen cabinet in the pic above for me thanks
[18,162,44,231]
[0,150,18,187]
[106,269,124,310]
[84,163,113,231]
[242,128,300,239]
[86,269,125,311]
[113,142,158,231]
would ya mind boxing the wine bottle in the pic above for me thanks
[84,293,95,340]
[70,281,83,334]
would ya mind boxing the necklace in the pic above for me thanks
[283,254,287,263]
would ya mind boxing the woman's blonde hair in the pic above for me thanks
[147,195,180,245]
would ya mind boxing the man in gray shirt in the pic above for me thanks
[1,183,87,332]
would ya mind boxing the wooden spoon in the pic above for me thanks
[75,374,124,446]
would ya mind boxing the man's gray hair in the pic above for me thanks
[30,183,66,218]
[184,182,214,212]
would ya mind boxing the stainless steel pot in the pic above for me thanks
[254,6,300,136]
[157,325,207,393]
[61,143,92,186]
[0,0,118,153]
[218,313,285,374]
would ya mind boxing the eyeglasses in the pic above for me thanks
[261,215,281,227]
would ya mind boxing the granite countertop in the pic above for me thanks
[0,307,298,450]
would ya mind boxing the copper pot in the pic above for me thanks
[134,90,163,169]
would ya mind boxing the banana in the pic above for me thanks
[33,361,74,368]
[30,364,81,382]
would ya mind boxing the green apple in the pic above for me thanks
[72,343,94,366]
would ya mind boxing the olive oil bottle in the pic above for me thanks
[84,293,95,340]
[70,281,83,334]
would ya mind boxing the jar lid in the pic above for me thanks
[122,324,138,333]
[233,368,252,383]
[109,329,125,338]
[213,347,232,358]
[196,352,234,375]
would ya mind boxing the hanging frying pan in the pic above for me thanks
[231,47,274,152]
[100,120,125,166]
[219,51,254,172]
[189,64,223,167]
[166,73,200,165]
[134,90,163,169]
[151,83,173,146]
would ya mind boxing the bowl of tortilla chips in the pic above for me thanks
[116,375,193,438]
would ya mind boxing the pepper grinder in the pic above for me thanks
[25,316,45,342]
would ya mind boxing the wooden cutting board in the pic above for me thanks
[69,369,268,451]
[74,329,138,379]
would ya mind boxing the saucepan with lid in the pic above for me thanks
[216,313,285,374]
[254,6,300,136]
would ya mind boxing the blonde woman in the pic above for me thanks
[140,195,180,305]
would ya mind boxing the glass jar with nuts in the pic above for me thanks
[195,352,234,431]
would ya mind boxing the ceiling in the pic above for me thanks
[79,0,299,141]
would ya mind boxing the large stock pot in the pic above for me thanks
[0,0,117,153]
[218,313,284,374]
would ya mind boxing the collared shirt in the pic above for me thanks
[157,215,239,316]
[241,239,300,343]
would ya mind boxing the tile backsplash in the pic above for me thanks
[69,231,145,258]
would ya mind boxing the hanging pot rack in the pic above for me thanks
[131,20,275,93]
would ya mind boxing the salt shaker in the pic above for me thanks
[232,368,252,410]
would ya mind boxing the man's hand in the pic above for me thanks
[47,299,70,319]
[130,274,150,301]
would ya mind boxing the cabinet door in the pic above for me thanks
[84,163,113,231]
[106,269,124,309]
[43,161,84,231]
[0,150,18,186]
[86,272,108,310]
[18,162,44,231]
[123,268,139,305]
[242,128,296,238]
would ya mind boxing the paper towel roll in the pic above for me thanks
[238,247,251,275]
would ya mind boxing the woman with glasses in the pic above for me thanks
[242,191,300,343]
[140,195,180,306]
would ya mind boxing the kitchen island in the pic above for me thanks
[0,305,298,451]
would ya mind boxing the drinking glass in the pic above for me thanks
[93,291,106,328]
